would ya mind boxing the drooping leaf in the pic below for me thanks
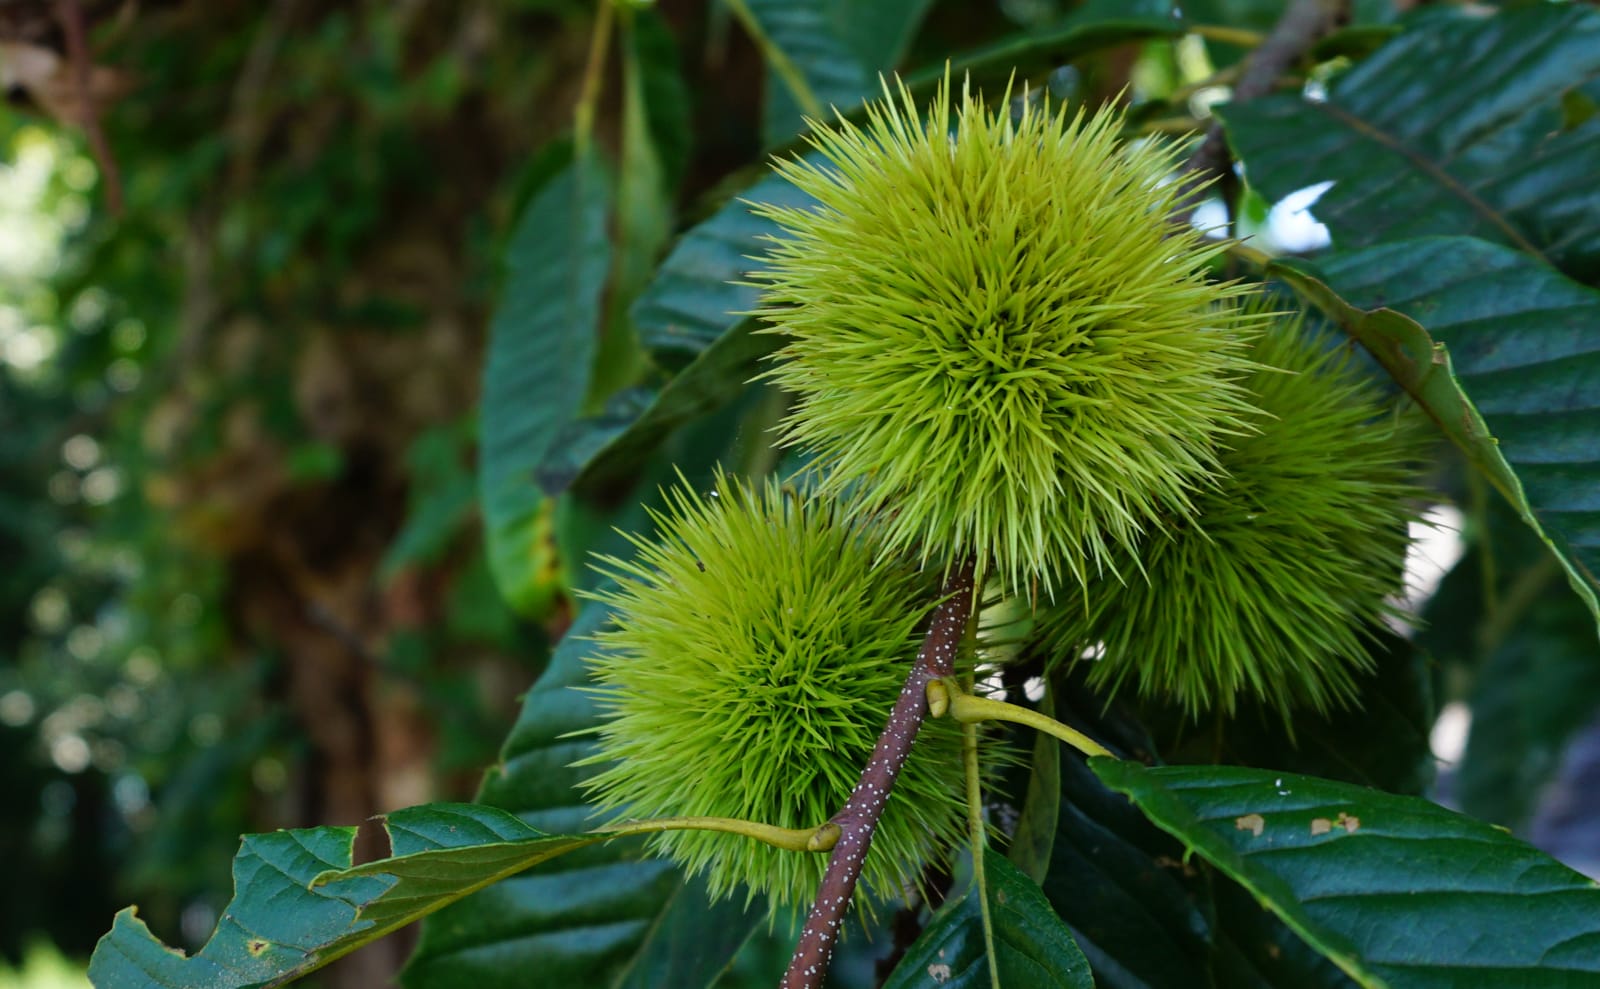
[1095,760,1600,987]
[633,7,692,193]
[631,167,817,364]
[590,14,672,407]
[884,855,1091,989]
[404,601,765,989]
[1221,4,1600,282]
[88,803,618,989]
[478,158,609,615]
[1274,237,1600,625]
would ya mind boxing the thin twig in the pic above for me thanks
[781,562,976,989]
[1183,0,1349,202]
[55,0,123,216]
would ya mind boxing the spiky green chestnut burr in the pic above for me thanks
[751,77,1261,595]
[578,473,969,909]
[1037,314,1428,718]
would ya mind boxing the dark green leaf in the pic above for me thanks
[404,602,764,989]
[551,383,761,595]
[884,855,1091,989]
[1095,760,1600,987]
[746,0,938,147]
[1459,584,1600,831]
[1030,674,1365,989]
[1209,880,1357,989]
[478,158,609,615]
[631,168,816,362]
[1221,4,1600,281]
[590,22,670,406]
[539,320,780,501]
[1156,632,1435,797]
[1274,237,1600,625]
[1006,686,1061,885]
[766,0,940,145]
[748,0,871,146]
[1039,682,1215,989]
[930,0,1183,93]
[633,7,692,192]
[88,804,614,989]
[830,0,936,71]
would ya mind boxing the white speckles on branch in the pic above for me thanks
[782,563,975,989]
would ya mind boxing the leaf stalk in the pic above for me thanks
[593,816,840,853]
[927,679,1113,759]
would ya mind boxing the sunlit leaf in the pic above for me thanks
[88,804,614,989]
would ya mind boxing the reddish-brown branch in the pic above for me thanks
[1183,0,1348,202]
[781,562,976,989]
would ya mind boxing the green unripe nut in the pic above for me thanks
[1038,312,1429,718]
[578,473,969,910]
[752,76,1263,596]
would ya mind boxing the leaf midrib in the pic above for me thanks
[1310,99,1544,261]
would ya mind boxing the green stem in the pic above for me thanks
[593,816,840,853]
[1190,24,1266,48]
[1169,63,1245,104]
[963,718,1001,988]
[927,679,1113,759]
[956,609,1000,989]
[1226,241,1272,270]
[573,0,616,157]
[722,0,824,121]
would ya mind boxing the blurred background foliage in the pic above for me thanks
[1,0,1597,987]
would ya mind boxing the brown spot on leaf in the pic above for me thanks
[247,938,270,957]
[1312,812,1359,836]
[1235,813,1265,837]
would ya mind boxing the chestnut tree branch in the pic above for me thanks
[56,0,123,216]
[1183,0,1349,204]
[780,562,977,989]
